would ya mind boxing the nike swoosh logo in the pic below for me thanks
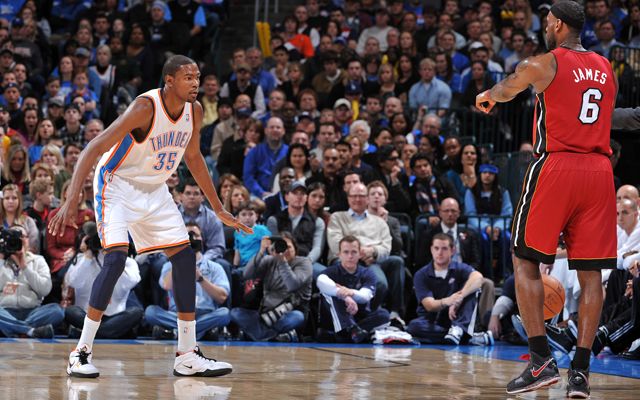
[532,360,552,377]
[185,365,193,369]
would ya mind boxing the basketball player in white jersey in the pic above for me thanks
[48,56,252,378]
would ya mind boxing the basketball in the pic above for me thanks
[542,274,565,320]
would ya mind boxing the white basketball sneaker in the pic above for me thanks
[67,344,100,378]
[173,345,233,377]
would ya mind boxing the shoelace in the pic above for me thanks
[76,350,91,365]
[194,346,217,363]
[519,354,530,361]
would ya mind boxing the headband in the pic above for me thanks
[550,3,585,31]
[479,164,499,174]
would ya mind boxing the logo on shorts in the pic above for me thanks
[107,172,114,183]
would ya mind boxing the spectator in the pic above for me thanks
[263,167,294,220]
[395,55,420,102]
[53,142,82,198]
[329,59,380,108]
[0,183,38,254]
[582,0,622,49]
[366,181,405,259]
[616,199,640,268]
[388,112,412,139]
[27,119,56,165]
[459,46,504,93]
[24,178,54,253]
[427,16,468,50]
[408,111,442,145]
[317,235,390,343]
[401,143,418,178]
[230,232,312,342]
[2,82,21,120]
[0,224,63,339]
[590,20,621,58]
[434,50,462,94]
[146,221,230,341]
[65,222,143,339]
[504,30,526,72]
[209,106,251,167]
[447,143,479,207]
[40,143,65,177]
[442,136,462,171]
[108,36,142,98]
[306,147,344,208]
[245,47,276,103]
[306,181,330,224]
[272,143,312,193]
[279,62,313,108]
[217,117,264,181]
[345,133,372,173]
[310,122,337,161]
[1,144,30,195]
[123,26,154,93]
[409,58,451,117]
[406,233,484,345]
[234,201,271,267]
[311,50,346,107]
[58,104,86,146]
[362,144,411,213]
[167,0,207,57]
[409,152,459,221]
[464,164,513,277]
[259,88,286,125]
[64,68,98,119]
[224,184,251,216]
[439,31,469,74]
[280,14,315,59]
[333,98,353,136]
[327,183,406,318]
[335,137,356,172]
[243,117,288,198]
[356,8,394,54]
[219,62,266,118]
[50,0,91,33]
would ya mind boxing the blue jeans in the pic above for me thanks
[0,303,65,337]
[368,256,405,313]
[312,262,326,283]
[65,305,143,339]
[229,307,305,341]
[145,305,231,340]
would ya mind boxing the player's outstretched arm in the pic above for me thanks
[183,101,253,235]
[48,98,154,237]
[476,53,556,114]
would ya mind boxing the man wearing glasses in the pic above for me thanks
[327,183,405,322]
[363,144,411,213]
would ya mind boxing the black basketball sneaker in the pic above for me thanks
[566,362,590,398]
[506,351,561,394]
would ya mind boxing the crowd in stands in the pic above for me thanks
[0,0,638,358]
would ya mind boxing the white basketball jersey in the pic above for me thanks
[97,89,194,184]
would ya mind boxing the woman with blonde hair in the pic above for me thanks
[39,144,65,175]
[46,180,95,274]
[224,185,251,215]
[217,174,241,205]
[2,145,31,194]
[378,63,397,98]
[0,184,39,253]
[28,118,57,166]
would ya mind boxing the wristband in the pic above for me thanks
[483,90,492,101]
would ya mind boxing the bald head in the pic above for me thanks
[439,197,461,228]
[617,185,639,204]
[617,198,639,234]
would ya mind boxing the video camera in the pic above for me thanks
[76,222,103,254]
[0,227,23,256]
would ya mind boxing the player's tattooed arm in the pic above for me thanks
[488,57,533,102]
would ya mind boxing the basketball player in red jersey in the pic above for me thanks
[476,1,618,398]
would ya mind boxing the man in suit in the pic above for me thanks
[416,197,494,321]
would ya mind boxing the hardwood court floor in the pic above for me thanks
[0,339,639,399]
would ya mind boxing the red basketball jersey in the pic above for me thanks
[532,47,615,157]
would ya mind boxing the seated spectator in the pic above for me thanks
[461,61,496,116]
[46,180,95,277]
[278,62,313,107]
[0,183,38,254]
[345,133,372,174]
[442,136,462,171]
[272,143,312,193]
[409,58,452,117]
[306,182,330,226]
[24,178,54,253]
[123,26,154,93]
[309,122,337,161]
[616,199,640,267]
[409,153,459,221]
[259,88,286,125]
[243,118,288,199]
[27,119,57,166]
[363,125,393,166]
[146,221,230,341]
[1,144,30,195]
[224,184,251,216]
[306,147,344,208]
[333,98,353,136]
[54,143,82,198]
[16,107,39,148]
[217,115,263,181]
[267,181,326,279]
[108,36,142,98]
[464,164,513,277]
[279,14,315,59]
[356,8,393,54]
[363,144,411,213]
[65,222,143,339]
[58,104,86,146]
[446,143,479,207]
[434,49,462,94]
[327,183,406,319]
[263,168,294,221]
[311,50,346,107]
[317,236,390,343]
[40,143,65,177]
[234,201,271,267]
[230,232,312,342]
[407,233,485,345]
[0,224,64,339]
[401,144,418,179]
[219,62,266,118]
[64,68,98,119]
[298,89,321,120]
[504,30,526,72]
[22,163,60,209]
[210,105,251,168]
[366,181,405,260]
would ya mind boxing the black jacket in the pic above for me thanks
[273,209,317,257]
[263,192,287,221]
[327,77,380,109]
[306,171,344,208]
[216,135,246,180]
[416,224,480,273]
[362,167,411,213]
[409,176,459,220]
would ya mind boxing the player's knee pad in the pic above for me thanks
[170,246,197,314]
[88,250,128,312]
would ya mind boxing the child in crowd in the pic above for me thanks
[233,201,270,268]
[65,68,98,118]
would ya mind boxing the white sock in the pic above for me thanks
[177,319,196,354]
[27,328,35,337]
[77,316,101,351]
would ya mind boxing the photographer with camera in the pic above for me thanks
[0,225,65,339]
[145,222,231,341]
[64,222,143,339]
[230,232,312,342]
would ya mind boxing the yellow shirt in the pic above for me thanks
[202,96,218,127]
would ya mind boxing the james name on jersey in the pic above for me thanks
[572,68,608,85]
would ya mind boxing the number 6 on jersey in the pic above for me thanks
[579,88,602,124]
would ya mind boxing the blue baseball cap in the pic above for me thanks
[333,37,347,46]
[345,81,362,94]
[236,106,252,117]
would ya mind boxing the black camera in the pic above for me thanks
[0,227,24,256]
[79,222,103,253]
[269,236,288,254]
[260,295,301,328]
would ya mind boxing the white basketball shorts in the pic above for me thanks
[94,166,189,254]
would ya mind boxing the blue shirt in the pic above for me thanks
[348,208,369,223]
[451,52,469,74]
[243,141,289,198]
[234,224,271,266]
[436,73,462,94]
[52,0,92,22]
[414,260,475,319]
[0,0,27,22]
[582,17,622,49]
[320,263,377,313]
[409,78,452,110]
[51,66,102,102]
[160,258,229,311]
[178,204,225,262]
[231,69,275,104]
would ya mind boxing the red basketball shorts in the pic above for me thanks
[510,152,617,270]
